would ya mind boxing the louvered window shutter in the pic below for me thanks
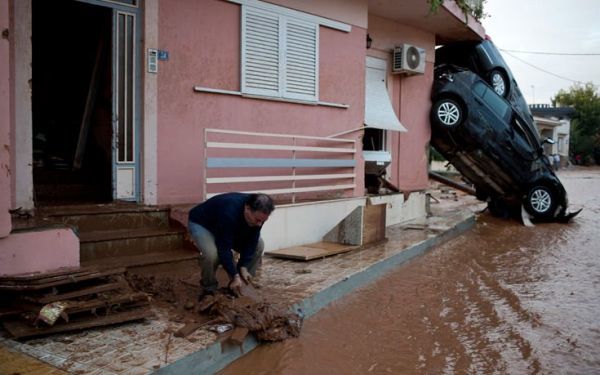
[282,18,318,101]
[242,6,318,102]
[242,7,281,97]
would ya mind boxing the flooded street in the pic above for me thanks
[221,167,600,374]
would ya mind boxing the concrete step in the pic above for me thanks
[79,227,185,262]
[81,248,198,271]
[36,203,171,232]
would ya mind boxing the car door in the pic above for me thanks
[472,81,533,179]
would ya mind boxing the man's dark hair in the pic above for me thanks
[246,193,275,214]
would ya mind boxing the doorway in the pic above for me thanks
[31,0,140,206]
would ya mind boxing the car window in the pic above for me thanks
[512,116,536,149]
[474,82,510,119]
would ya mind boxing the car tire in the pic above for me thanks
[525,185,555,218]
[490,69,508,98]
[432,98,464,129]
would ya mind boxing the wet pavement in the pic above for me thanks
[221,167,600,374]
[0,178,479,374]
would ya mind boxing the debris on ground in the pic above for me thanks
[0,266,152,339]
[126,266,304,343]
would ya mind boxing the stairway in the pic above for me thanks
[34,203,198,271]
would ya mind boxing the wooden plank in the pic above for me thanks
[0,268,126,291]
[362,204,386,245]
[0,266,99,282]
[33,281,124,304]
[65,292,150,315]
[267,242,356,261]
[2,308,153,339]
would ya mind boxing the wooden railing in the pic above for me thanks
[204,128,357,203]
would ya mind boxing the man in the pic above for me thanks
[188,192,275,298]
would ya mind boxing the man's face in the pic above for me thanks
[244,205,270,227]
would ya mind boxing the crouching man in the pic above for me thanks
[188,192,275,299]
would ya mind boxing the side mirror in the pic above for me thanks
[543,137,555,145]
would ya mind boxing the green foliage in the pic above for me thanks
[428,0,488,22]
[552,83,600,165]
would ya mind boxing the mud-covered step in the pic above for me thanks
[35,203,172,232]
[79,227,185,261]
[81,248,198,270]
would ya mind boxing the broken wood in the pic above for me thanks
[173,318,219,338]
[2,308,153,339]
[0,268,126,291]
[429,171,476,195]
[228,326,249,346]
[31,281,124,304]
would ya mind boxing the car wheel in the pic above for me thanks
[525,185,555,218]
[490,69,508,97]
[432,98,464,129]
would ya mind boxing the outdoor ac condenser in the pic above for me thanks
[392,44,426,75]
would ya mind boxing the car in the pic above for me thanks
[435,37,532,122]
[429,65,579,221]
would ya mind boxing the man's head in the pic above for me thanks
[244,193,275,227]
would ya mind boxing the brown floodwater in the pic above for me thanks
[221,167,600,374]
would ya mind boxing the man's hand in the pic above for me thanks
[229,274,243,297]
[239,267,252,285]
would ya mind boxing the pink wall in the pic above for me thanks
[367,15,435,191]
[0,0,11,238]
[267,0,368,28]
[156,0,366,204]
[0,229,80,276]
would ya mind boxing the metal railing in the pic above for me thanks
[204,128,357,203]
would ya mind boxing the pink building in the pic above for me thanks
[0,0,484,275]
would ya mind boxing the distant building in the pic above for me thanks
[530,104,575,167]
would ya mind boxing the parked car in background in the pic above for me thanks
[435,37,532,123]
[429,65,579,221]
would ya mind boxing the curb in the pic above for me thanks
[154,214,476,374]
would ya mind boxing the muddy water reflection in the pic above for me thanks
[221,168,600,374]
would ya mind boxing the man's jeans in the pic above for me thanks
[188,221,264,292]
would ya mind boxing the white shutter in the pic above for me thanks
[242,7,281,97]
[283,18,318,101]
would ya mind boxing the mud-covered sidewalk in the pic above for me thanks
[0,187,484,375]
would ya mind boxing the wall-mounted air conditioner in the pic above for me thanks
[392,44,426,75]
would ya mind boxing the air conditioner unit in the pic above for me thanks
[392,44,426,75]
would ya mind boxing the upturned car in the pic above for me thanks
[429,65,579,221]
[435,37,531,122]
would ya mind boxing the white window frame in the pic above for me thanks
[241,5,319,102]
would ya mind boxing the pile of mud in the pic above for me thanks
[201,291,303,342]
[126,271,303,342]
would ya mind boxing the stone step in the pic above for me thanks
[79,227,186,262]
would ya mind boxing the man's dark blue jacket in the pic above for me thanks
[188,192,261,277]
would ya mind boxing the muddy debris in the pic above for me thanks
[126,271,303,342]
[200,289,303,342]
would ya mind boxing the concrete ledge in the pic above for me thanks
[156,213,475,374]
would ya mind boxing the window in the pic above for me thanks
[241,6,319,102]
[474,82,509,119]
